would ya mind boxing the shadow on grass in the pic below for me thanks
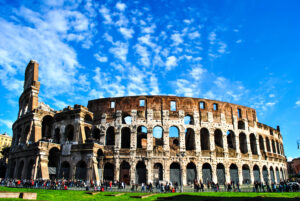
[156,195,300,201]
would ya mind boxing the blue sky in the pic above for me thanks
[0,0,299,160]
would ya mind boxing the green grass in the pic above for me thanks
[0,187,299,201]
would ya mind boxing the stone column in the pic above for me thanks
[115,158,120,182]
[164,160,169,183]
[195,129,201,154]
[179,132,185,152]
[246,134,252,157]
[209,128,215,158]
[250,165,254,184]
[130,126,137,150]
[147,128,153,151]
[223,131,229,158]
[181,161,187,186]
[197,162,202,182]
[39,154,49,180]
[225,165,230,184]
[163,130,170,151]
[130,159,136,184]
[238,164,243,185]
[146,159,153,184]
[33,155,39,180]
[33,119,42,142]
[211,163,217,183]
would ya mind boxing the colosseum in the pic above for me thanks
[6,60,287,186]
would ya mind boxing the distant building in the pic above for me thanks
[0,133,12,158]
[288,158,300,176]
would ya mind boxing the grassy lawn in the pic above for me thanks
[0,187,299,201]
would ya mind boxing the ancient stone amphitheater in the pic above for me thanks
[7,61,287,186]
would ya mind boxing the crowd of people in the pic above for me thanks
[0,178,299,193]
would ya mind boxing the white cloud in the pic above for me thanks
[269,94,275,98]
[208,31,216,44]
[99,5,112,24]
[236,39,242,44]
[116,2,126,11]
[296,100,300,107]
[171,33,183,46]
[94,54,108,62]
[188,31,200,40]
[266,102,276,107]
[166,56,177,70]
[119,27,134,39]
[141,23,156,34]
[0,119,13,129]
[135,44,150,67]
[109,41,128,61]
[189,65,206,81]
[150,74,160,95]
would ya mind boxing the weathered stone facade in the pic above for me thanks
[7,60,287,186]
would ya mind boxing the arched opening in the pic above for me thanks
[92,127,101,141]
[65,124,74,141]
[272,140,276,153]
[250,134,258,155]
[202,163,212,184]
[242,164,251,184]
[276,167,280,183]
[153,163,163,183]
[270,167,275,183]
[84,127,91,140]
[24,126,30,143]
[75,160,87,180]
[153,126,163,147]
[42,115,54,139]
[200,128,210,150]
[276,141,280,155]
[60,161,70,179]
[122,114,132,124]
[238,120,245,130]
[136,161,147,184]
[104,163,114,181]
[48,147,60,179]
[54,128,60,144]
[26,159,35,179]
[9,160,16,178]
[280,168,284,181]
[84,114,92,123]
[184,115,194,125]
[137,126,147,148]
[170,162,181,185]
[253,165,261,182]
[214,129,223,148]
[259,135,265,153]
[17,161,24,179]
[216,163,225,185]
[263,166,269,184]
[169,126,179,149]
[187,162,197,185]
[121,127,131,148]
[120,161,130,185]
[106,127,115,145]
[266,137,271,152]
[229,164,239,183]
[239,132,248,154]
[185,128,195,150]
[97,149,104,181]
[227,130,236,150]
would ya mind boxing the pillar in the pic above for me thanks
[163,130,170,151]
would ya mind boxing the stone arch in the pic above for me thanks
[26,159,35,179]
[121,127,131,148]
[9,160,16,178]
[84,114,92,123]
[200,128,210,150]
[186,162,197,184]
[137,126,147,148]
[92,127,100,141]
[153,163,163,182]
[227,130,236,150]
[42,115,54,139]
[75,160,87,180]
[259,135,265,153]
[120,161,130,185]
[60,161,70,179]
[275,167,280,183]
[202,163,212,184]
[170,162,181,185]
[250,133,258,155]
[106,126,115,146]
[122,113,132,124]
[280,168,284,181]
[242,164,251,184]
[104,163,114,181]
[263,166,269,184]
[216,163,225,185]
[169,126,180,149]
[17,160,24,179]
[239,132,248,154]
[185,128,195,150]
[153,126,163,147]
[54,128,60,143]
[48,147,60,179]
[270,166,275,183]
[229,164,239,183]
[65,124,74,141]
[214,129,223,148]
[96,149,104,169]
[253,165,261,182]
[238,120,245,130]
[272,139,276,153]
[276,141,280,155]
[266,137,271,152]
[184,114,194,125]
[136,161,147,184]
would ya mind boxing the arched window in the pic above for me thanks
[272,139,276,153]
[202,163,212,184]
[253,165,261,182]
[104,163,114,181]
[137,126,147,148]
[84,114,92,123]
[54,128,60,144]
[92,128,101,141]
[48,147,60,179]
[238,120,245,130]
[259,135,265,153]
[239,133,248,154]
[169,126,179,148]
[216,163,225,185]
[60,161,70,179]
[153,126,163,146]
[106,127,115,145]
[242,164,251,184]
[65,125,74,141]
[170,162,181,185]
[42,115,54,139]
[153,163,163,182]
[120,161,130,185]
[227,130,236,150]
[266,137,271,152]
[122,114,132,124]
[200,128,210,150]
[184,115,194,125]
[136,161,147,184]
[121,127,131,148]
[185,128,195,150]
[214,129,223,148]
[250,133,258,155]
[84,127,91,140]
[230,164,239,183]
[187,162,197,184]
[75,161,87,180]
